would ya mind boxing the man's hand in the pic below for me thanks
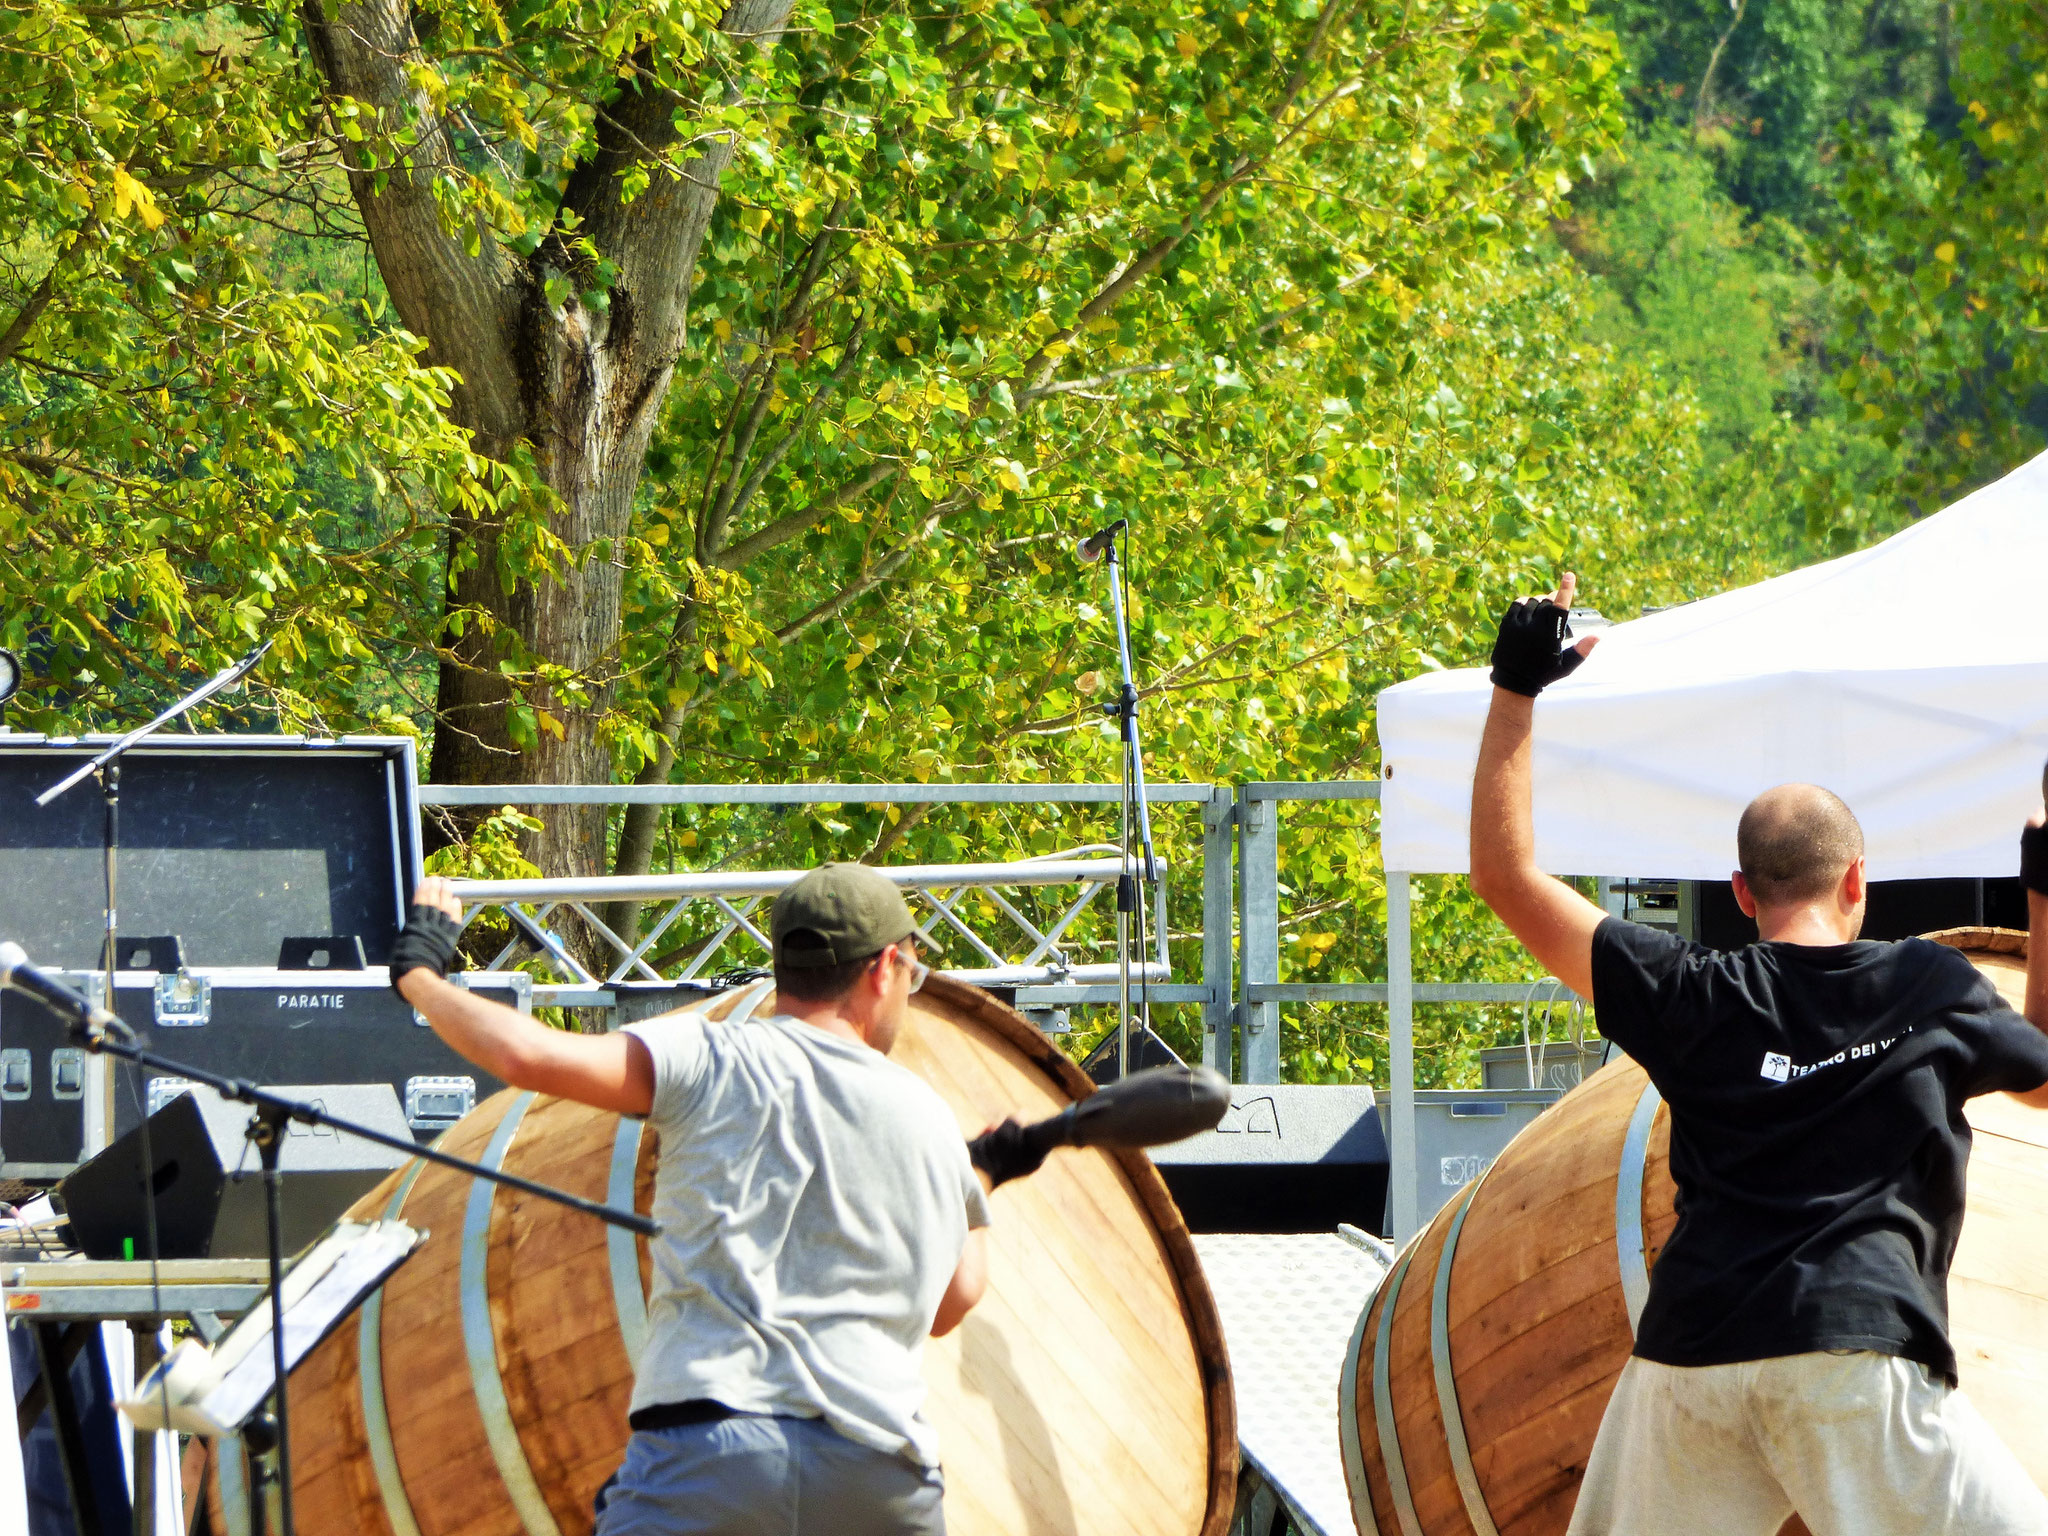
[967,1116,1042,1189]
[2018,778,2048,1108]
[2019,814,2048,899]
[414,876,463,921]
[388,878,466,997]
[1489,571,1601,697]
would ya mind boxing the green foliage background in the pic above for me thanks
[5,0,2041,1083]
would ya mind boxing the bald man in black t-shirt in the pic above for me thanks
[1469,574,2048,1536]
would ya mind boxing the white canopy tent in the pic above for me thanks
[1368,449,2048,1238]
[1380,448,2048,880]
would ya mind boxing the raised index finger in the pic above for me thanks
[1551,571,1578,612]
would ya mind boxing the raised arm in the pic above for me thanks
[1466,573,1606,1002]
[396,878,655,1116]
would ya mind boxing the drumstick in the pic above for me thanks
[968,1065,1231,1187]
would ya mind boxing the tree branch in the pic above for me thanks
[557,1,800,403]
[298,0,524,441]
[1693,0,1749,139]
[713,321,868,545]
[772,493,967,645]
[713,460,897,572]
[0,231,90,369]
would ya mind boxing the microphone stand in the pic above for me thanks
[37,637,276,983]
[1091,528,1157,1081]
[35,639,273,1535]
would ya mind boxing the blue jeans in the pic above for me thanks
[593,1415,946,1536]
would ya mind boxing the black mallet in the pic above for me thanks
[969,1065,1232,1188]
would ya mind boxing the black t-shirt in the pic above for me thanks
[1590,918,2048,1383]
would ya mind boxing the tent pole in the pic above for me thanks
[1387,870,1416,1242]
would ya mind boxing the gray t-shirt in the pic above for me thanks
[621,1009,990,1468]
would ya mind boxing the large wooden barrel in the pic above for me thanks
[193,974,1233,1536]
[1341,928,2048,1536]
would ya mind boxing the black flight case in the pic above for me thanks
[0,735,524,1182]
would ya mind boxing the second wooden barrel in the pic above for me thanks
[194,974,1234,1536]
[1342,928,2048,1536]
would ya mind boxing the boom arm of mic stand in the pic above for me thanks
[36,636,276,807]
[64,1018,659,1237]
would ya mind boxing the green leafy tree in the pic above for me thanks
[1831,0,2048,505]
[0,0,494,725]
[4,0,1642,889]
[79,0,1635,884]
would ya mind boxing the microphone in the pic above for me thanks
[0,942,132,1042]
[1074,519,1128,564]
[968,1065,1231,1187]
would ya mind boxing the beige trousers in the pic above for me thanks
[1566,1352,2048,1536]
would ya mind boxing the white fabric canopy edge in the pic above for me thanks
[1376,450,2048,879]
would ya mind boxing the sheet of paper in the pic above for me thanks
[200,1225,417,1429]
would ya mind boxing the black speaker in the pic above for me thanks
[56,1082,415,1260]
[1151,1084,1390,1235]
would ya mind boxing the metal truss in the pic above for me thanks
[449,845,1170,999]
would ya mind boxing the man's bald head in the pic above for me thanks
[1736,784,1865,908]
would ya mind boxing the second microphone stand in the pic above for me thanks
[1093,529,1157,1081]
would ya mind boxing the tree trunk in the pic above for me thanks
[301,0,793,887]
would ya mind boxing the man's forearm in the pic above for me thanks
[1470,689,1538,896]
[1466,683,1604,999]
[398,970,554,1082]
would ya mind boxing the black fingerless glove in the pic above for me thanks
[967,1118,1048,1189]
[388,904,464,996]
[1489,597,1587,697]
[2021,821,2048,897]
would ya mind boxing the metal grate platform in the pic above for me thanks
[1194,1229,1391,1536]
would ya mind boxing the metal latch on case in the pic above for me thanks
[50,1048,85,1099]
[0,1049,29,1100]
[404,1075,476,1132]
[154,970,211,1027]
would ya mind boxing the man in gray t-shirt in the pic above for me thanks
[392,863,991,1536]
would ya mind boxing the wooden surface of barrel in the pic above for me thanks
[192,973,1233,1536]
[1341,927,2048,1536]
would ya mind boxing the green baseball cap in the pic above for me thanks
[770,863,918,968]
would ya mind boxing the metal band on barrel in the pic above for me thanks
[1616,1081,1663,1337]
[1338,1267,1385,1536]
[461,1092,562,1536]
[606,1117,649,1368]
[1370,1239,1428,1536]
[730,978,775,1022]
[1430,1180,1501,1536]
[361,1158,429,1536]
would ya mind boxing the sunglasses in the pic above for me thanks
[890,945,930,994]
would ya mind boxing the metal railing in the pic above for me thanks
[1229,781,1583,1240]
[420,778,1576,1241]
